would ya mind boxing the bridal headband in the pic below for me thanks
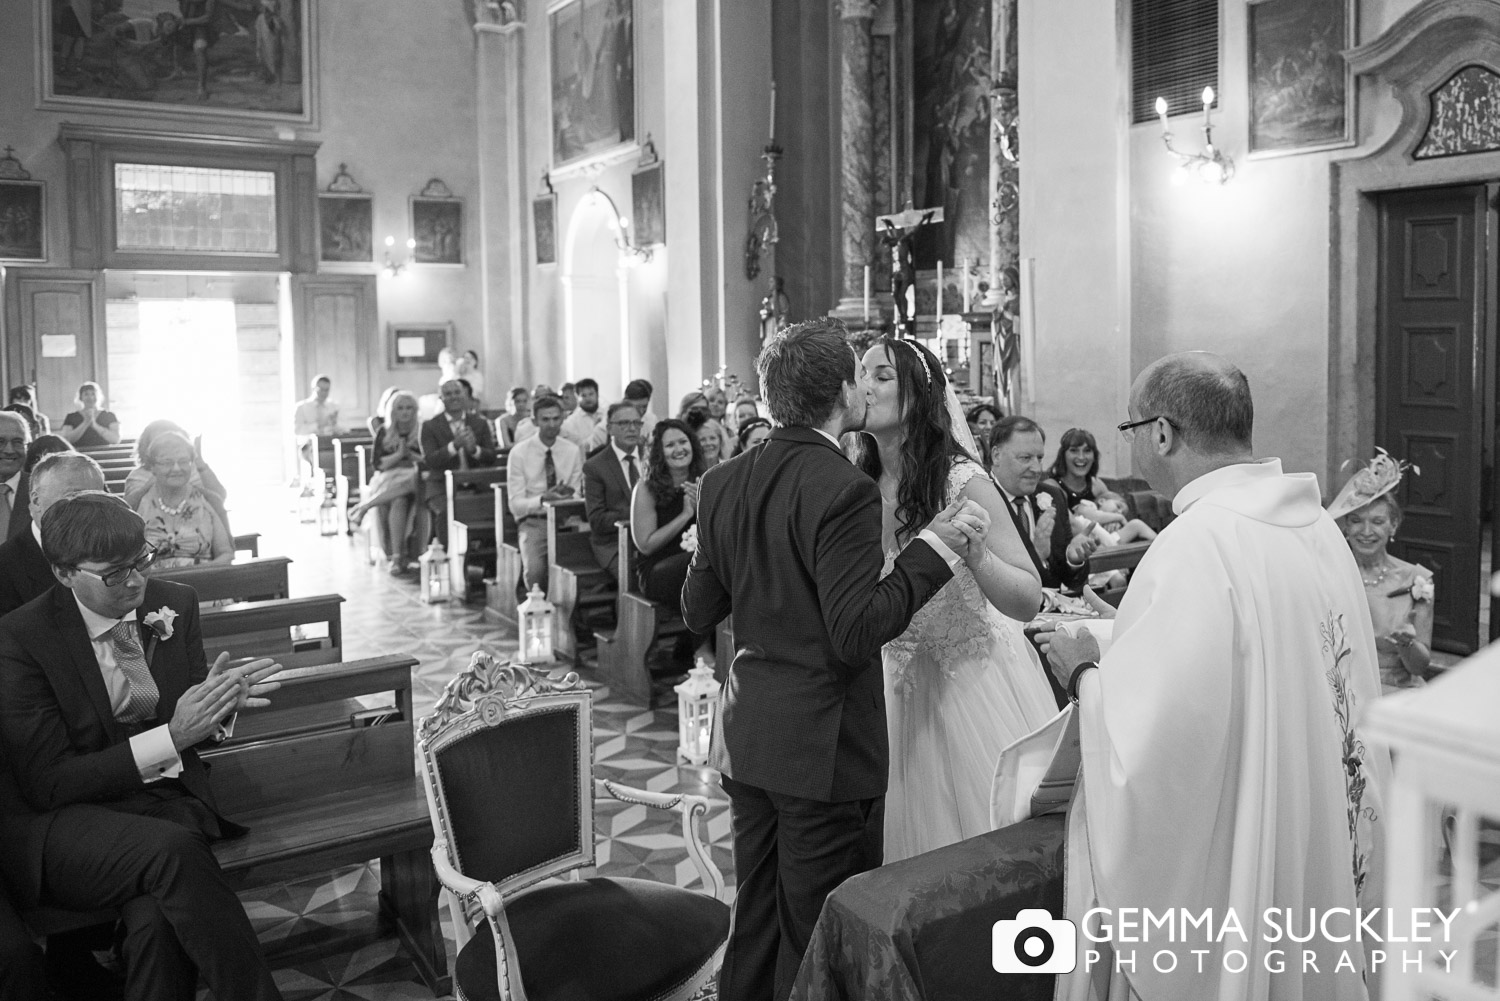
[896,339,935,387]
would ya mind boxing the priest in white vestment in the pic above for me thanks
[1043,353,1390,1001]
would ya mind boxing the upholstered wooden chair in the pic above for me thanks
[417,651,730,1001]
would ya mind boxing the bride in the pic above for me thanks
[853,337,1059,862]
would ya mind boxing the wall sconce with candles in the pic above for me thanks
[382,234,417,277]
[1154,87,1235,185]
[584,187,651,267]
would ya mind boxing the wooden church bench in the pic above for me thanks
[544,497,612,663]
[593,521,691,705]
[152,556,292,605]
[485,480,524,627]
[446,467,508,599]
[201,593,345,669]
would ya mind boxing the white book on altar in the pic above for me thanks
[990,620,1114,829]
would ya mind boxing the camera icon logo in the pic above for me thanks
[992,908,1078,974]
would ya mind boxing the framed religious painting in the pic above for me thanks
[389,321,453,368]
[317,164,373,264]
[1247,0,1356,157]
[549,0,636,167]
[631,159,664,247]
[410,179,463,266]
[0,179,46,262]
[533,192,558,266]
[38,0,317,125]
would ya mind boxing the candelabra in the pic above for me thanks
[745,143,787,338]
[1154,87,1234,185]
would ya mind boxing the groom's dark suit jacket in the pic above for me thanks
[682,426,954,803]
[0,578,235,904]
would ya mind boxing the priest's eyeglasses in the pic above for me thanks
[1117,416,1177,442]
[73,546,160,587]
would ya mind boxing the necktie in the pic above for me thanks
[0,484,9,540]
[544,447,557,489]
[109,621,160,724]
[625,454,639,487]
[1013,495,1033,538]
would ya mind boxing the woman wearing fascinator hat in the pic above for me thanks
[1327,449,1434,689]
[850,337,1056,862]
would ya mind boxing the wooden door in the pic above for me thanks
[2,269,103,429]
[291,275,376,423]
[1376,185,1488,654]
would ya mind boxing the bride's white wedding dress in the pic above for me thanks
[881,459,1059,862]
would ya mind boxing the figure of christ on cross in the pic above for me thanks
[877,204,945,339]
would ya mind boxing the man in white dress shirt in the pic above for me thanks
[561,378,607,454]
[507,395,584,590]
[291,374,341,481]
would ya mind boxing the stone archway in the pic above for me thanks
[561,189,631,397]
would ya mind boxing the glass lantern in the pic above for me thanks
[418,541,451,604]
[318,479,339,536]
[516,584,555,665]
[674,657,721,765]
[298,476,319,523]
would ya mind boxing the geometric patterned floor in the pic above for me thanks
[209,492,733,1000]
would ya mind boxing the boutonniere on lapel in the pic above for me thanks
[1035,492,1053,513]
[141,606,177,660]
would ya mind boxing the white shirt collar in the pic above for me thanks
[2,470,20,494]
[30,521,41,548]
[73,592,138,641]
[610,441,637,463]
[812,427,842,450]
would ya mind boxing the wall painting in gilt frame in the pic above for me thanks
[1248,0,1355,157]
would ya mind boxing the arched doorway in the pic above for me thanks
[562,189,630,398]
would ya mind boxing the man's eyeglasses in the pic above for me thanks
[73,547,159,587]
[610,420,644,429]
[1117,416,1177,443]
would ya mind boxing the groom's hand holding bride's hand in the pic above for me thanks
[924,498,990,563]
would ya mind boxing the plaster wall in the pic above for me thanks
[0,3,483,410]
[1018,0,1131,477]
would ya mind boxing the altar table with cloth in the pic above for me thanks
[791,815,1065,1001]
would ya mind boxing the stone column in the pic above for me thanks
[985,0,1021,408]
[473,12,527,388]
[830,0,883,330]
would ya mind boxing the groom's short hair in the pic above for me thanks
[758,319,855,429]
[40,491,142,571]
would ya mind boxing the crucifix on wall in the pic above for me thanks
[877,204,944,338]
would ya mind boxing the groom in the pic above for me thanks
[683,320,987,1001]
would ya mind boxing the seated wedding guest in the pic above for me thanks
[1046,426,1111,513]
[561,377,607,453]
[735,416,773,453]
[966,402,1003,468]
[1327,451,1434,689]
[123,420,232,537]
[630,419,704,607]
[292,374,341,479]
[989,415,1094,593]
[705,386,730,424]
[59,381,121,448]
[23,434,72,473]
[730,395,761,432]
[456,348,485,402]
[495,386,531,448]
[0,452,105,616]
[1041,351,1388,998]
[0,413,31,544]
[508,396,582,591]
[135,432,232,568]
[368,385,399,436]
[7,385,49,435]
[457,378,484,418]
[559,382,578,415]
[421,379,500,547]
[583,402,644,577]
[678,390,710,421]
[349,390,423,574]
[623,378,659,439]
[0,492,284,1001]
[1,404,41,439]
[687,410,725,469]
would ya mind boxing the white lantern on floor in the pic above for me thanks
[516,584,555,665]
[318,480,339,536]
[675,657,720,765]
[298,479,318,523]
[418,541,451,604]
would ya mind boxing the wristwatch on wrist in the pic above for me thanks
[1067,662,1098,704]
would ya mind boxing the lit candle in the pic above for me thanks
[1155,96,1169,133]
[936,260,944,322]
[863,265,871,322]
[1202,86,1214,129]
[769,80,776,141]
[961,257,970,313]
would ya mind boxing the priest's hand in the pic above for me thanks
[1044,627,1101,690]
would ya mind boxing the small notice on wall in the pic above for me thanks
[397,336,426,358]
[41,335,77,358]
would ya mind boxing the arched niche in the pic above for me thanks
[1329,0,1500,477]
[561,189,631,398]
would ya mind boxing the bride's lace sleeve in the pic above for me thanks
[946,458,988,504]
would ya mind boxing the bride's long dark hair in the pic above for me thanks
[851,337,973,543]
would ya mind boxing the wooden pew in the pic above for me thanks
[544,498,612,662]
[201,594,344,669]
[485,480,524,626]
[446,467,508,599]
[152,557,292,604]
[593,521,692,704]
[233,533,261,558]
[333,432,374,532]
